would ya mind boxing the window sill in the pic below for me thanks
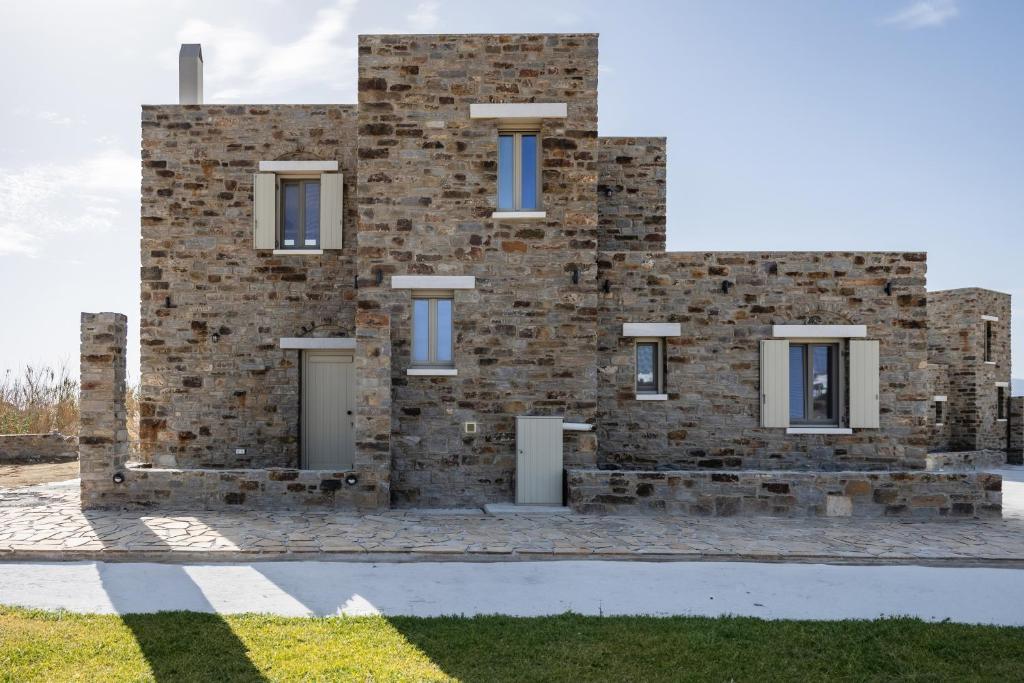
[786,427,853,435]
[273,249,323,256]
[635,393,668,401]
[491,211,546,221]
[984,361,997,365]
[934,423,945,428]
[407,368,458,377]
[997,419,1007,423]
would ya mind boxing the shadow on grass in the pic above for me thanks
[119,611,267,682]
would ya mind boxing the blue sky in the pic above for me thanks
[0,0,1021,383]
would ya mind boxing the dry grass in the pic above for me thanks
[0,364,138,440]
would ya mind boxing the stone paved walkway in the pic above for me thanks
[1,469,1023,566]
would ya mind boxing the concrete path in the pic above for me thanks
[0,467,1021,565]
[1,560,1023,625]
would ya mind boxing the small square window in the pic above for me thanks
[412,294,454,368]
[934,401,944,424]
[497,131,541,211]
[635,339,663,394]
[279,178,320,249]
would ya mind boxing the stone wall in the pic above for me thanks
[596,251,930,471]
[0,433,77,463]
[597,137,666,251]
[925,450,1006,471]
[140,104,359,469]
[567,468,1002,519]
[356,34,601,507]
[927,288,1011,450]
[80,313,130,508]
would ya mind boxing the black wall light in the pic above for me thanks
[375,269,384,286]
[345,474,359,486]
[601,279,611,294]
[571,267,580,285]
[112,472,125,485]
[721,280,734,294]
[884,281,893,296]
[603,187,614,197]
[211,332,221,343]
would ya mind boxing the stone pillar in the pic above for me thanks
[355,307,392,508]
[79,312,129,508]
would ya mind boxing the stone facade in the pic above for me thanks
[140,104,358,469]
[925,450,1006,471]
[79,313,130,507]
[927,288,1011,450]
[597,138,667,251]
[105,32,1008,515]
[596,251,930,471]
[0,433,77,463]
[568,468,1002,519]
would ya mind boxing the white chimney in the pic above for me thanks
[178,44,203,104]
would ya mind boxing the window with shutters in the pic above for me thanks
[788,342,840,426]
[253,163,342,252]
[279,178,320,249]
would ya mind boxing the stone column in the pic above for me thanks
[79,312,129,508]
[354,307,392,508]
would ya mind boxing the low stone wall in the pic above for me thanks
[567,468,1001,519]
[88,465,388,511]
[926,450,1006,471]
[0,433,78,463]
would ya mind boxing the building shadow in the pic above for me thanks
[82,511,267,682]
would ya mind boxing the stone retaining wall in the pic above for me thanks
[0,433,78,463]
[108,466,386,510]
[567,468,1001,519]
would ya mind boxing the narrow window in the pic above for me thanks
[497,131,541,211]
[998,386,1006,420]
[789,342,839,426]
[985,321,993,362]
[411,294,454,368]
[279,178,321,249]
[934,401,944,424]
[635,340,661,394]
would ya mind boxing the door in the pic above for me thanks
[516,416,564,505]
[302,351,355,469]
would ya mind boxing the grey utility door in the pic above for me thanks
[515,416,564,505]
[302,351,355,469]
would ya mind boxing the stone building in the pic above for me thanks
[79,34,1006,518]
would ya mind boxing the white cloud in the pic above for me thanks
[0,150,138,257]
[406,2,440,32]
[884,0,959,29]
[174,0,359,102]
[36,111,73,126]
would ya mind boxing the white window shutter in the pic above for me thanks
[320,172,344,250]
[850,339,880,428]
[253,173,276,249]
[760,339,790,428]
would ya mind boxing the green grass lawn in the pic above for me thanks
[2,606,1023,682]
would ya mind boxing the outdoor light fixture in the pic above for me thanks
[375,269,384,286]
[603,187,614,197]
[721,280,734,294]
[345,474,359,486]
[211,332,220,343]
[112,472,125,485]
[571,267,580,285]
[602,279,611,294]
[354,275,359,289]
[884,281,893,296]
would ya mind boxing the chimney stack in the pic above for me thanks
[178,44,203,104]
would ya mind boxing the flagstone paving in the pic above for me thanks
[1,469,1023,565]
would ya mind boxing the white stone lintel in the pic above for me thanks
[982,315,1000,322]
[258,160,338,173]
[995,381,1009,388]
[280,337,355,350]
[391,275,476,290]
[470,103,567,120]
[622,323,681,337]
[933,395,947,402]
[772,325,867,338]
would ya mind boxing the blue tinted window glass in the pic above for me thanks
[412,300,429,363]
[498,134,515,209]
[282,183,300,246]
[636,344,656,390]
[520,134,538,209]
[811,345,832,421]
[789,345,805,420]
[436,299,453,362]
[304,182,320,246]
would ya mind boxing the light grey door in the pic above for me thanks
[302,351,355,469]
[516,416,564,505]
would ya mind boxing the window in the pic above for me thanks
[279,178,321,249]
[998,386,1006,420]
[497,131,540,211]
[788,343,840,425]
[934,401,945,425]
[411,294,454,368]
[635,340,663,394]
[985,321,994,362]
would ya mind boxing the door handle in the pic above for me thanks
[347,410,353,415]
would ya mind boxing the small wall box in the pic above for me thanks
[464,422,478,434]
